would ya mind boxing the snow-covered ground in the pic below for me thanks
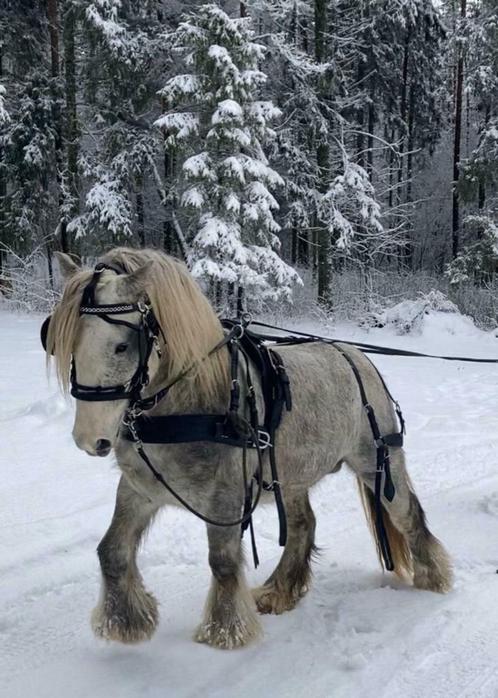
[2,307,498,697]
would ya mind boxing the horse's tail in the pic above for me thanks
[357,478,413,580]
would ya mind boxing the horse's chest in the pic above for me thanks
[115,439,222,505]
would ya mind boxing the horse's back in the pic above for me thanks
[273,341,399,484]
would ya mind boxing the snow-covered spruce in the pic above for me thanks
[318,154,384,256]
[154,4,300,304]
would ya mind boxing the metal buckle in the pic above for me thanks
[153,334,162,357]
[137,299,152,315]
[263,478,280,491]
[123,405,143,425]
[257,430,271,450]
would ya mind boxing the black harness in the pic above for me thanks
[41,263,405,571]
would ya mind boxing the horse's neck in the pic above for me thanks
[146,356,229,416]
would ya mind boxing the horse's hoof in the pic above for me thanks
[413,567,453,594]
[91,590,159,644]
[194,615,261,649]
[252,584,304,615]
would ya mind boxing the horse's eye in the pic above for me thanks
[115,343,129,354]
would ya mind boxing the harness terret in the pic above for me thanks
[41,263,405,571]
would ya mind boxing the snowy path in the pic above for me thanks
[1,309,498,697]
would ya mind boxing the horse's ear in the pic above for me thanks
[55,252,80,281]
[121,261,155,294]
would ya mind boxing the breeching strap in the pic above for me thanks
[332,345,400,572]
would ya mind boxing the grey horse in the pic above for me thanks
[46,247,452,650]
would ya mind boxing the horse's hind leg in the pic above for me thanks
[253,490,317,615]
[195,517,261,649]
[92,476,160,643]
[351,448,453,593]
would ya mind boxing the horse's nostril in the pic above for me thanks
[95,439,112,455]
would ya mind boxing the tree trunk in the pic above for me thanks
[162,147,175,255]
[367,99,375,177]
[397,33,410,208]
[452,0,467,259]
[291,227,297,264]
[136,185,145,247]
[46,0,59,80]
[0,44,7,267]
[476,105,490,240]
[356,59,365,168]
[315,0,330,304]
[236,286,244,316]
[46,0,68,252]
[388,125,395,211]
[64,3,79,252]
[297,230,309,266]
[405,84,415,268]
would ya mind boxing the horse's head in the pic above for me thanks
[49,253,161,457]
[45,249,229,458]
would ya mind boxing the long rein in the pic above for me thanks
[250,320,498,364]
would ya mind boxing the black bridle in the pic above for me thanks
[69,263,163,403]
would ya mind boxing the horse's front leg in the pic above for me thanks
[195,502,261,649]
[92,475,160,644]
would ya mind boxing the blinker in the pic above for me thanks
[40,315,52,354]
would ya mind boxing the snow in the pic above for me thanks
[211,99,243,125]
[158,74,201,101]
[0,84,10,125]
[85,1,142,64]
[183,152,214,180]
[81,178,133,238]
[181,187,205,209]
[2,308,498,696]
[153,112,199,140]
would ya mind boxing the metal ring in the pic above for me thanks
[231,324,244,340]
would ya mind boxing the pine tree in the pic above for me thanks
[155,4,300,306]
[450,0,498,282]
[70,0,170,253]
[318,152,384,261]
[460,0,498,211]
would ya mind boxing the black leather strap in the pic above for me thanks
[125,413,248,447]
[333,344,397,571]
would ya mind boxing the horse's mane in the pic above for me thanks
[47,247,229,408]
